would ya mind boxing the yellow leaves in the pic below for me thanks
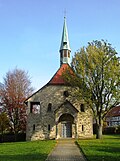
[69,40,119,106]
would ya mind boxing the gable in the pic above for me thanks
[54,100,78,123]
[55,100,79,114]
[25,64,73,102]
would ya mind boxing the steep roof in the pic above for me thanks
[25,64,73,102]
[60,17,71,51]
[48,63,72,85]
[106,106,120,117]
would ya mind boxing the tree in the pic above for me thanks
[0,112,9,142]
[1,68,34,138]
[63,40,120,139]
[0,83,3,108]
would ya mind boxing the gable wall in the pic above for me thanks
[26,85,93,140]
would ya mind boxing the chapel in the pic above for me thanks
[25,17,93,140]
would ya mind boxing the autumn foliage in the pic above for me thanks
[0,68,34,135]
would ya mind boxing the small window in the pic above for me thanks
[64,50,67,57]
[64,91,69,97]
[30,102,40,114]
[63,42,67,45]
[48,124,50,131]
[80,104,85,112]
[82,125,84,132]
[68,52,70,58]
[33,124,35,131]
[60,52,63,58]
[47,103,52,112]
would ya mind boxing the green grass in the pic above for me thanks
[77,135,120,161]
[0,135,119,161]
[0,140,56,161]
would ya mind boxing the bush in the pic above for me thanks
[0,133,26,142]
[116,125,120,134]
[103,126,120,134]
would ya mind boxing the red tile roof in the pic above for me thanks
[25,64,73,102]
[106,106,120,117]
[48,63,72,85]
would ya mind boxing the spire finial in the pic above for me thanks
[64,9,66,18]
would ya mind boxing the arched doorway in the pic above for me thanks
[58,113,74,138]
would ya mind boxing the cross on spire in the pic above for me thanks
[64,9,66,18]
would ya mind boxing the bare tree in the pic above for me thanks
[1,68,34,138]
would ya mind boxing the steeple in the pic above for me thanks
[60,17,71,66]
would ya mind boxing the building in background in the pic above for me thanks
[105,106,120,127]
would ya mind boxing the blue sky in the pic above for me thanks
[0,0,120,90]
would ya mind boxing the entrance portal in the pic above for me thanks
[58,113,74,138]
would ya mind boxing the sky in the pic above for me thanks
[0,0,120,91]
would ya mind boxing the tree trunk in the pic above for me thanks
[96,124,102,139]
[95,115,103,139]
[13,123,18,142]
[14,130,18,142]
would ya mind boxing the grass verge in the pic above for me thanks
[0,140,56,161]
[77,135,120,161]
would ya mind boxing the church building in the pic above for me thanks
[25,17,93,140]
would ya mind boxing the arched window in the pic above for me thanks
[80,104,85,112]
[47,103,52,112]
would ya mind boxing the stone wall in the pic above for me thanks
[26,84,93,140]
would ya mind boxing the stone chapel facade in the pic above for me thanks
[25,17,93,141]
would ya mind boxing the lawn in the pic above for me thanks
[77,135,120,161]
[0,140,56,161]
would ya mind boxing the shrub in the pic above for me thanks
[116,125,120,134]
[0,133,26,142]
[103,127,117,134]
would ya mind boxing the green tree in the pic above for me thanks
[0,112,9,142]
[1,68,34,139]
[63,40,120,139]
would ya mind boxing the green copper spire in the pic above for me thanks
[60,17,71,51]
[60,17,71,66]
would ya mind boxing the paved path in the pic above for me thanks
[46,139,87,161]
